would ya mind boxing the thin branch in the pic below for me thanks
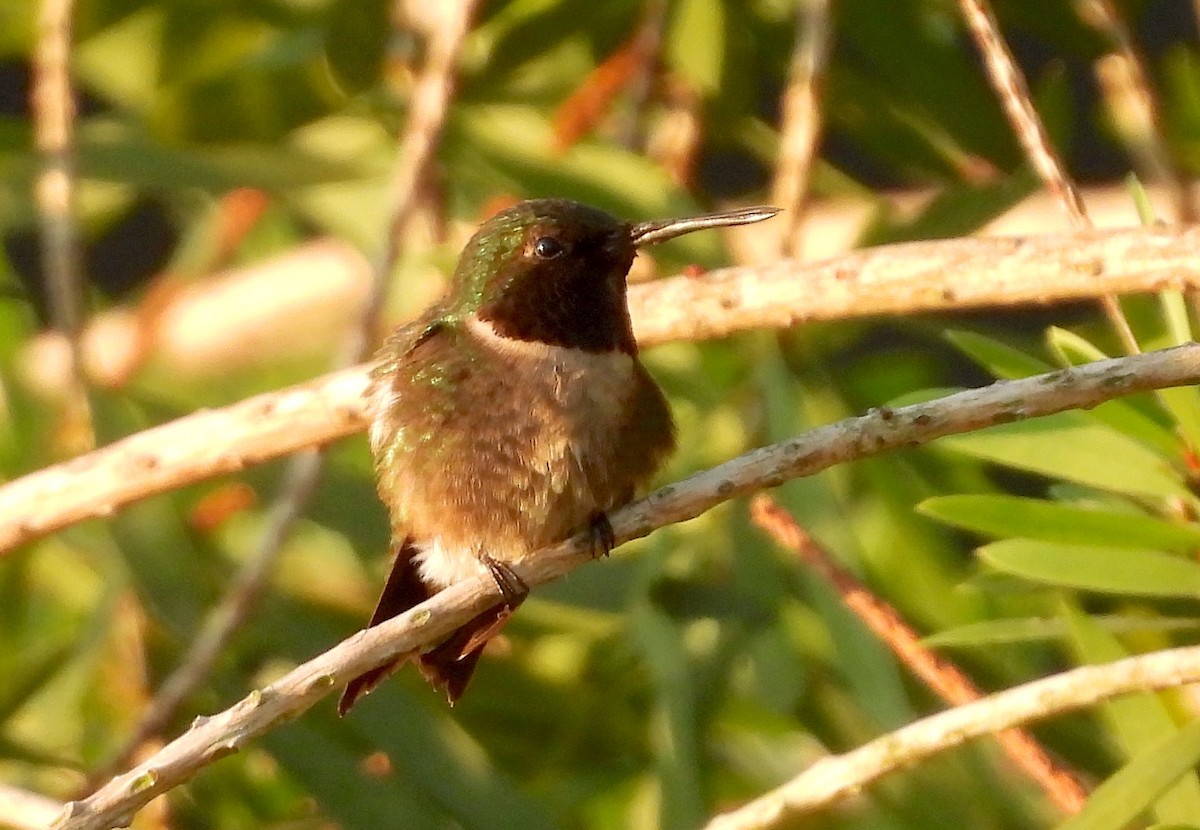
[368,0,478,349]
[750,495,1088,814]
[32,0,80,339]
[1076,0,1197,223]
[770,0,833,257]
[88,0,480,782]
[957,0,1087,223]
[32,0,92,449]
[956,0,1138,351]
[50,343,1200,830]
[704,642,1200,830]
[0,365,369,554]
[0,784,61,830]
[6,225,1200,554]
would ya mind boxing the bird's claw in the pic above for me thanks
[587,512,616,559]
[483,555,528,609]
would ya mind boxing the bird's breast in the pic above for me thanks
[368,315,643,569]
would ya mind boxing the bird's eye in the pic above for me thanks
[533,236,565,260]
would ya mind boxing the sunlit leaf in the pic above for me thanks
[667,0,725,95]
[979,539,1200,598]
[919,494,1200,552]
[1063,605,1200,824]
[938,413,1189,501]
[924,615,1200,648]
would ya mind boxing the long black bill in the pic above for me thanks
[629,206,780,247]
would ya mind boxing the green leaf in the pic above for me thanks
[323,687,560,830]
[667,0,725,95]
[1046,326,1108,366]
[939,413,1189,501]
[1047,326,1200,455]
[1063,605,1200,824]
[979,539,1200,598]
[860,172,1037,246]
[1127,174,1159,224]
[1156,385,1200,455]
[1159,292,1193,346]
[78,119,366,192]
[265,717,450,829]
[324,0,390,95]
[1041,328,1182,456]
[1055,721,1200,830]
[924,615,1200,648]
[944,330,1051,379]
[1143,291,1200,449]
[630,604,706,830]
[0,640,74,724]
[919,495,1200,552]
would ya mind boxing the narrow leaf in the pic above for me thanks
[979,539,1200,598]
[1064,605,1200,824]
[1054,719,1200,830]
[939,414,1188,501]
[919,495,1200,552]
[944,330,1051,379]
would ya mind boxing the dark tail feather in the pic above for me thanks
[340,542,527,713]
[338,539,431,716]
[417,603,517,705]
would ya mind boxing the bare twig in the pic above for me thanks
[956,0,1138,352]
[32,0,80,335]
[48,344,1200,830]
[368,0,478,351]
[704,643,1200,830]
[750,495,1088,814]
[88,0,480,781]
[0,365,369,554]
[0,784,62,830]
[32,0,92,449]
[5,224,1200,554]
[770,0,833,257]
[1076,0,1196,223]
[617,0,668,150]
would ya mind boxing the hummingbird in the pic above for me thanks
[338,198,778,714]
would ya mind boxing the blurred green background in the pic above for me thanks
[5,1,1200,829]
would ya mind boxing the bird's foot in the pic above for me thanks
[587,512,616,559]
[483,554,528,609]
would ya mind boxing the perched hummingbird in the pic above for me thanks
[338,198,778,714]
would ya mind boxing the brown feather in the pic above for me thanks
[337,539,430,716]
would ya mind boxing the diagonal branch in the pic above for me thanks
[702,643,1200,830]
[49,343,1200,830]
[4,225,1200,555]
[0,783,61,830]
[770,0,833,257]
[956,0,1137,350]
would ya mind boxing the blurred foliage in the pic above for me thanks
[4,1,1200,829]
